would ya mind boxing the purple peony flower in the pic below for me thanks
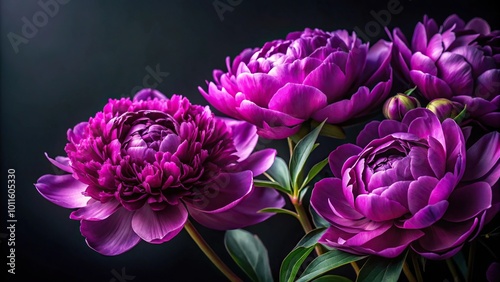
[311,108,500,259]
[35,89,284,256]
[487,262,500,282]
[199,28,393,139]
[391,14,500,130]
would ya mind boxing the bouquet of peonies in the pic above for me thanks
[35,14,499,282]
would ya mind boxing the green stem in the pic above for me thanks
[287,137,295,159]
[403,261,417,282]
[467,240,476,282]
[184,220,242,282]
[411,252,424,282]
[446,258,461,282]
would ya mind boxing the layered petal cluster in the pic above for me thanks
[200,28,393,139]
[311,108,500,259]
[35,89,284,255]
[392,14,500,130]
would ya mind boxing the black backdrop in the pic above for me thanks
[1,0,498,281]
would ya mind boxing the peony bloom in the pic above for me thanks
[35,89,284,256]
[199,28,393,139]
[311,108,500,259]
[391,14,500,130]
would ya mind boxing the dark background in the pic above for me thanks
[1,0,498,281]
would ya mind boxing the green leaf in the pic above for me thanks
[290,120,325,190]
[453,104,467,124]
[309,205,330,228]
[280,228,327,282]
[280,246,315,282]
[451,251,468,279]
[301,158,329,189]
[311,120,346,139]
[254,179,291,194]
[312,275,353,282]
[297,250,366,282]
[224,229,273,282]
[356,250,407,282]
[298,186,310,203]
[258,208,298,219]
[404,86,417,95]
[266,157,291,192]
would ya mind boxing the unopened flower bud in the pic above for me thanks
[383,94,421,121]
[426,98,464,122]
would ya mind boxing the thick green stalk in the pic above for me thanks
[184,220,242,282]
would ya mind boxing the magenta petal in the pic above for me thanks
[410,52,437,75]
[311,178,363,223]
[45,153,72,173]
[463,132,500,184]
[409,70,453,100]
[133,88,167,101]
[185,171,253,213]
[355,194,407,221]
[268,83,327,120]
[444,182,492,222]
[235,149,276,176]
[237,100,304,128]
[412,22,429,54]
[35,174,89,208]
[187,187,285,230]
[303,62,348,102]
[258,122,301,139]
[408,176,438,214]
[81,208,140,256]
[436,52,474,96]
[403,200,448,229]
[475,69,500,100]
[221,118,258,161]
[131,203,187,244]
[356,121,382,147]
[487,262,500,282]
[70,199,121,221]
[199,83,241,118]
[236,73,282,107]
[328,144,362,178]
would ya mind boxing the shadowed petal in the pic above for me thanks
[133,88,167,101]
[184,171,253,213]
[328,144,362,178]
[443,182,492,222]
[234,149,276,176]
[81,207,141,256]
[409,70,453,100]
[187,187,285,230]
[70,199,121,221]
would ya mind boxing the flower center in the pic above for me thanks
[115,110,180,163]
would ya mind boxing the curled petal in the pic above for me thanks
[131,203,187,244]
[35,174,89,209]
